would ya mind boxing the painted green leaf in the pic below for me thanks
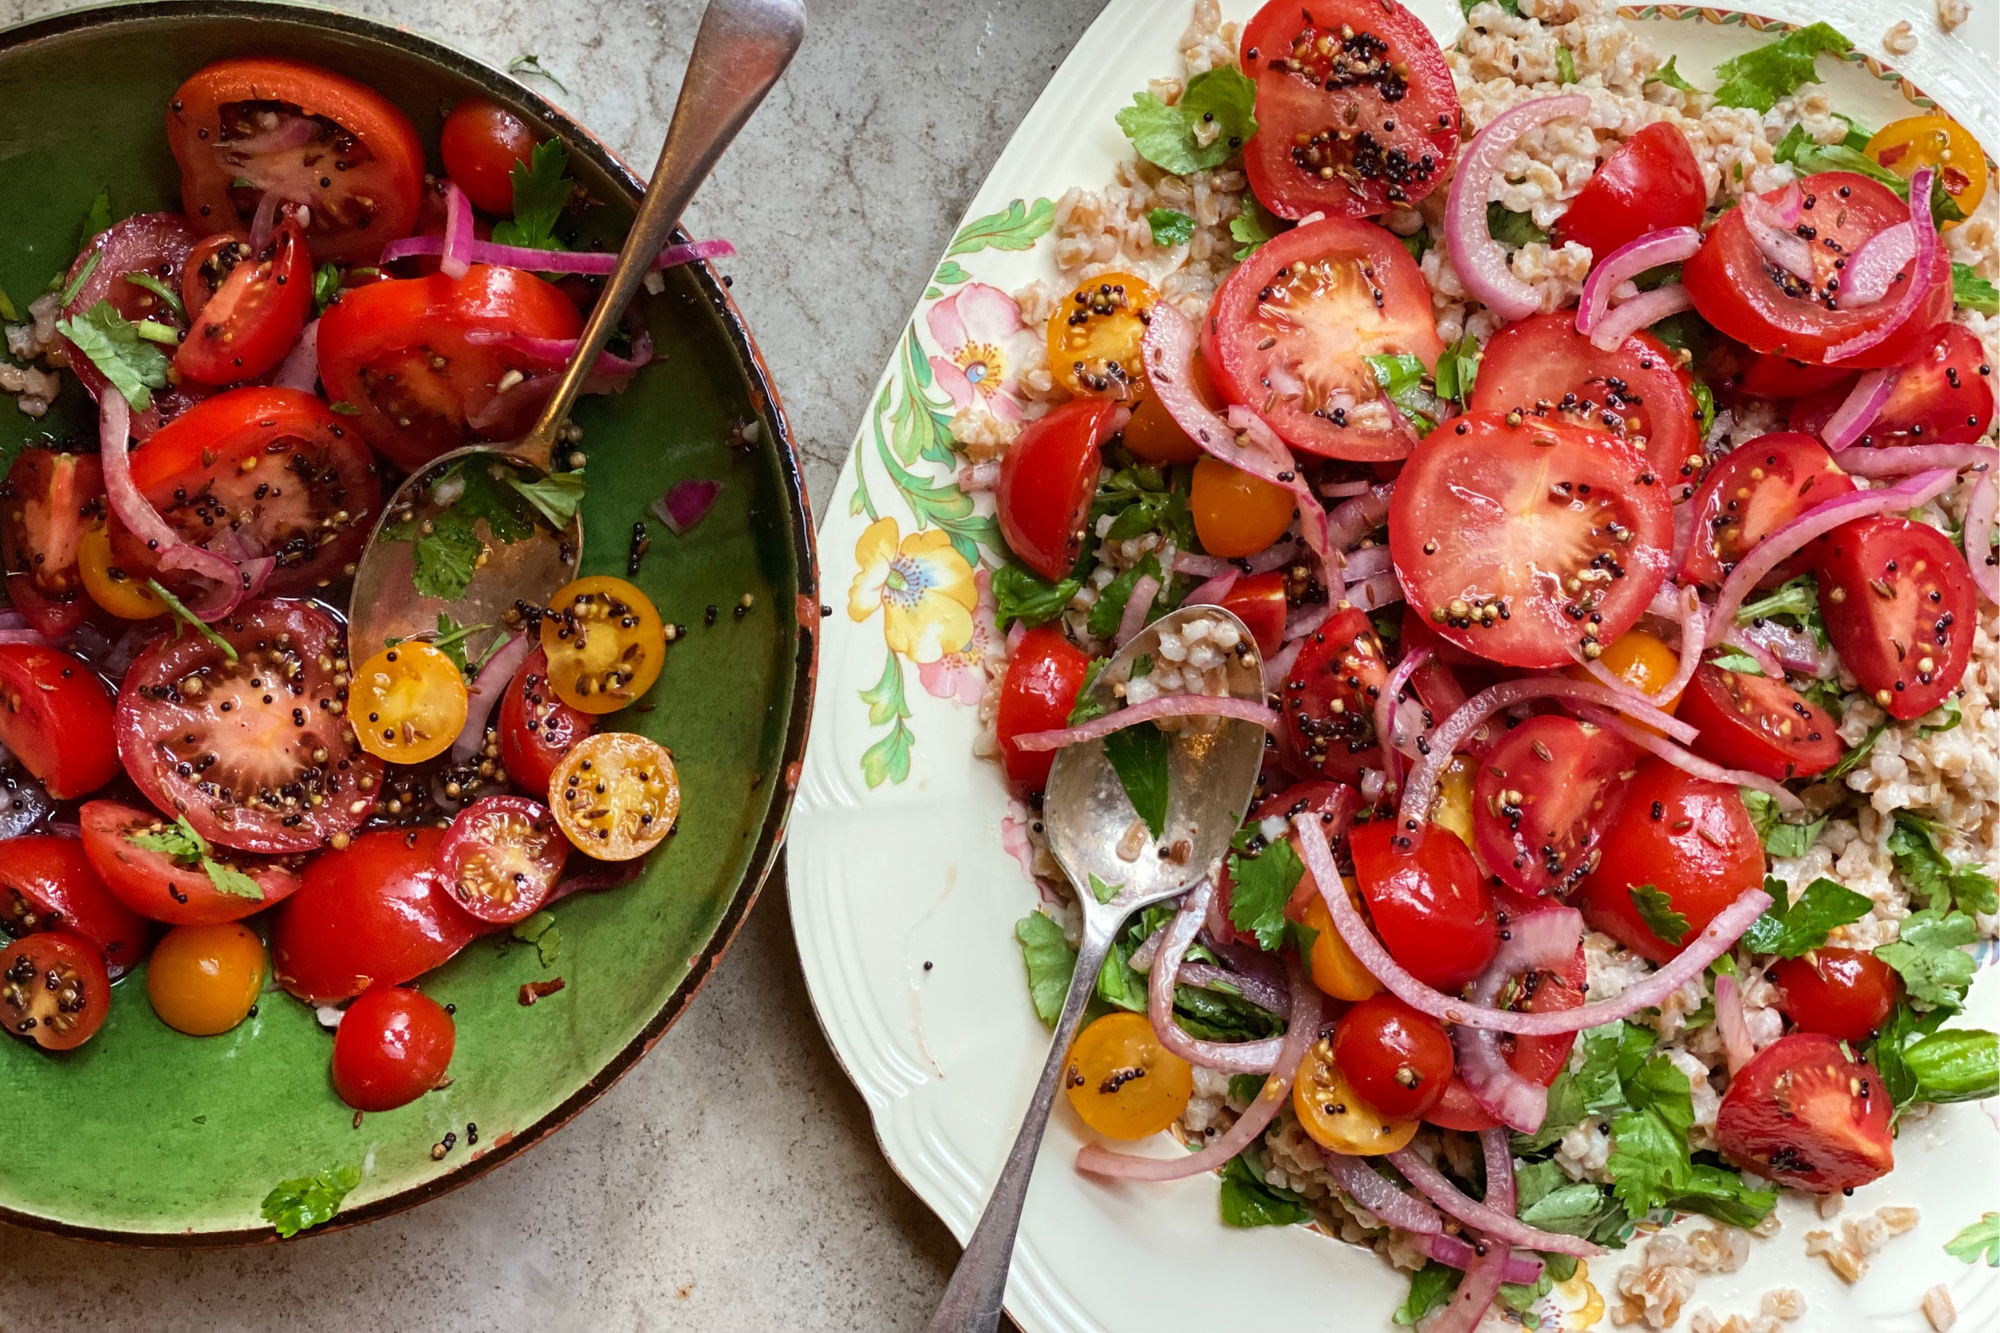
[945,198,1055,258]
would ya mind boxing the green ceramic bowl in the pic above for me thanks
[0,0,816,1243]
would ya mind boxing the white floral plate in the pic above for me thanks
[790,3,2000,1329]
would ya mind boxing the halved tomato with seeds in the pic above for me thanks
[1278,605,1393,783]
[1677,663,1843,781]
[1788,324,1996,446]
[1472,714,1636,897]
[549,731,680,861]
[1715,1033,1892,1192]
[1677,432,1854,590]
[173,213,312,386]
[439,795,568,924]
[0,449,105,640]
[1810,516,1974,720]
[1,932,111,1051]
[0,834,150,980]
[496,647,596,796]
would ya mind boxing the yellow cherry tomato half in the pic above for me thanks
[146,921,267,1036]
[549,730,680,860]
[1294,1037,1420,1155]
[1063,1010,1194,1139]
[1294,878,1382,1002]
[1565,626,1683,736]
[1431,753,1478,844]
[1191,455,1295,558]
[77,522,165,619]
[352,641,469,764]
[1046,271,1157,402]
[1865,114,1987,229]
[540,575,667,714]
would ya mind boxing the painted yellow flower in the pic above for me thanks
[847,517,977,664]
[1547,1258,1606,1330]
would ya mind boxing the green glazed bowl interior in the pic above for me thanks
[0,0,816,1243]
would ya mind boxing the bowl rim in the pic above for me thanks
[0,0,821,1248]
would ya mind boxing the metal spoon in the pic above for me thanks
[926,604,1269,1333]
[346,0,807,659]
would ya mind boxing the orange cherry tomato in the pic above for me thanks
[1190,456,1294,557]
[1063,1011,1194,1139]
[146,921,267,1036]
[539,576,668,714]
[549,731,680,860]
[1294,1036,1420,1155]
[1045,272,1156,402]
[352,641,469,764]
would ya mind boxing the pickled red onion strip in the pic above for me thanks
[1819,369,1897,451]
[1715,972,1754,1075]
[1375,647,1432,793]
[1967,471,1997,605]
[1386,1147,1605,1257]
[1011,694,1279,752]
[1445,96,1591,321]
[450,632,530,764]
[1828,168,1939,362]
[1482,1126,1518,1216]
[1424,1233,1545,1287]
[1576,705,1805,813]
[1452,908,1586,1132]
[1589,285,1692,353]
[1116,574,1160,648]
[1833,444,1997,477]
[1837,220,1914,310]
[439,180,475,280]
[380,233,737,274]
[1321,1151,1442,1233]
[98,395,248,621]
[1577,227,1701,337]
[1139,878,1283,1073]
[1183,571,1239,610]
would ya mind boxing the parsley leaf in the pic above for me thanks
[261,1163,360,1238]
[1735,573,1824,643]
[490,138,573,251]
[1741,876,1872,957]
[1218,1152,1312,1228]
[1226,834,1305,952]
[1014,912,1076,1027]
[1667,1162,1779,1229]
[1875,908,1979,1011]
[1629,884,1690,947]
[1366,353,1439,435]
[1954,263,2000,316]
[1486,203,1548,248]
[402,516,484,602]
[1888,815,1999,916]
[992,562,1079,631]
[1740,790,1825,857]
[1823,718,1888,781]
[1710,22,1852,113]
[1114,66,1258,176]
[1394,1262,1461,1325]
[1103,723,1171,839]
[1458,0,1521,17]
[128,814,264,902]
[511,909,562,967]
[311,262,342,317]
[508,469,587,529]
[1945,1213,2000,1266]
[1706,649,1766,676]
[1148,208,1196,246]
[56,299,169,411]
[1230,202,1278,261]
[1086,553,1163,641]
[378,464,545,602]
[1606,1054,1695,1215]
[1648,55,1698,92]
[1433,334,1482,406]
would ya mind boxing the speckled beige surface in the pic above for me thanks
[0,0,1102,1328]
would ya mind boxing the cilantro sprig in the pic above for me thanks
[261,1163,360,1238]
[57,299,168,411]
[491,138,575,252]
[128,814,264,900]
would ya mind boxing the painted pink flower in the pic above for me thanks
[926,283,1039,422]
[918,566,997,706]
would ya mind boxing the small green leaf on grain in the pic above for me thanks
[1874,908,1979,1011]
[1740,789,1825,857]
[1709,22,1852,113]
[1953,264,1999,316]
[1555,45,1576,86]
[1115,66,1259,177]
[1229,204,1278,261]
[1740,875,1871,958]
[1890,814,2000,915]
[1485,203,1547,248]
[1647,55,1698,92]
[1147,208,1197,247]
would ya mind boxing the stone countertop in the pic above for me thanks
[0,0,1102,1328]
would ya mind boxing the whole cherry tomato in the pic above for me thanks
[1349,820,1498,991]
[332,986,457,1111]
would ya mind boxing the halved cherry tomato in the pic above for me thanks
[1488,903,1588,1086]
[0,834,150,979]
[78,523,165,620]
[1,932,110,1051]
[182,232,247,323]
[0,644,119,800]
[1811,516,1974,720]
[550,731,680,860]
[1715,1033,1892,1192]
[1576,758,1762,965]
[438,795,567,924]
[1218,570,1288,655]
[1683,173,1952,369]
[316,266,584,471]
[1046,272,1154,402]
[1239,0,1459,219]
[173,213,312,386]
[1063,1010,1193,1139]
[1470,313,1700,487]
[440,98,537,216]
[1292,879,1382,1001]
[116,599,382,854]
[1788,324,1995,446]
[996,399,1119,581]
[167,58,426,264]
[1332,994,1452,1118]
[269,827,480,1004]
[540,576,667,714]
[1773,948,1902,1043]
[1350,819,1497,991]
[1388,412,1674,669]
[1190,456,1295,557]
[1865,115,1987,229]
[1554,123,1705,259]
[1278,606,1392,783]
[1472,714,1636,896]
[1564,627,1684,723]
[146,921,267,1036]
[1736,352,1853,401]
[353,642,469,764]
[0,449,104,640]
[3,577,92,645]
[1678,662,1842,781]
[994,626,1092,791]
[1295,1035,1421,1154]
[497,647,596,796]
[58,214,211,440]
[80,799,301,926]
[1204,215,1444,460]
[332,986,456,1112]
[1122,354,1216,465]
[1677,432,1854,589]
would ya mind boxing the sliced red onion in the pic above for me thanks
[1245,539,1302,575]
[1967,471,1997,605]
[1322,1151,1443,1233]
[0,630,53,646]
[1740,185,1814,281]
[1284,602,1334,643]
[1346,570,1404,613]
[1714,972,1753,1076]
[1482,1126,1517,1216]
[248,190,282,254]
[957,461,1001,492]
[1717,627,1787,679]
[1228,406,1333,566]
[1430,1236,1512,1333]
[1116,574,1160,648]
[1707,467,1958,644]
[380,233,738,274]
[1127,923,1170,973]
[1453,909,1586,1132]
[1173,551,1233,578]
[1326,483,1395,550]
[1445,95,1591,322]
[1360,768,1388,804]
[546,856,645,905]
[1261,639,1303,695]
[1838,221,1915,309]
[1179,961,1291,1016]
[1819,369,1898,450]
[464,327,654,378]
[1142,879,1283,1072]
[1183,571,1239,609]
[1589,285,1693,352]
[1374,647,1431,792]
[1733,616,1837,678]
[1577,705,1804,812]
[99,395,248,621]
[1424,1233,1545,1286]
[1829,168,1939,362]
[1297,812,1770,1034]
[439,181,475,280]
[1387,1147,1605,1257]
[1833,444,1997,477]
[270,319,320,393]
[1012,694,1279,752]
[449,632,530,763]
[1321,478,1375,498]
[1577,227,1701,337]
[99,622,157,683]
[650,478,723,537]
[1342,544,1393,582]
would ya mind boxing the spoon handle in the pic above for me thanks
[927,919,1118,1333]
[516,0,806,466]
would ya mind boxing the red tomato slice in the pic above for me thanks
[270,827,480,1004]
[1203,215,1443,460]
[438,795,568,924]
[1715,1033,1892,1192]
[116,599,383,854]
[1472,714,1636,896]
[1425,1076,1502,1131]
[316,266,584,471]
[1677,663,1843,781]
[332,986,457,1111]
[1218,570,1289,655]
[0,449,104,639]
[0,644,118,800]
[167,58,426,264]
[1278,606,1392,783]
[1553,123,1706,259]
[994,625,1093,792]
[1682,172,1952,369]
[1810,515,1974,720]
[79,799,302,926]
[1470,313,1702,490]
[173,213,312,386]
[1736,352,1855,401]
[496,647,596,797]
[1238,0,1459,219]
[1388,412,1675,668]
[440,99,537,216]
[1350,819,1497,991]
[996,400,1119,582]
[1772,949,1902,1044]
[1788,324,1996,445]
[0,834,151,979]
[1,931,111,1051]
[58,214,211,440]
[1678,432,1855,589]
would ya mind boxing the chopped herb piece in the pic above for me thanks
[1710,22,1852,113]
[128,814,263,901]
[1114,66,1258,176]
[1015,911,1076,1027]
[1147,208,1196,247]
[1741,875,1871,957]
[261,1163,360,1238]
[56,299,167,411]
[491,138,574,252]
[1629,883,1690,946]
[1875,909,1979,1011]
[1103,723,1170,839]
[146,580,239,663]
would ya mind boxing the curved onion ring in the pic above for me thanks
[1452,909,1586,1132]
[1346,570,1405,613]
[1583,584,1703,712]
[1833,444,1997,478]
[1588,285,1692,352]
[1718,626,1787,680]
[1012,695,1279,752]
[1297,812,1770,1034]
[1445,95,1591,321]
[1837,221,1914,310]
[1375,647,1432,792]
[98,395,250,621]
[1819,369,1898,451]
[1578,227,1702,338]
[1829,168,1939,362]
[1182,570,1240,609]
[1327,483,1395,549]
[1342,544,1394,582]
[1386,1147,1605,1257]
[450,631,530,764]
[1425,1232,1546,1287]
[1141,878,1283,1073]
[439,180,475,280]
[1116,574,1161,648]
[1261,639,1302,695]
[1714,971,1754,1075]
[1246,540,1302,574]
[381,233,737,275]
[1968,471,1997,605]
[1577,705,1803,812]
[1740,185,1814,281]
[1320,1150,1441,1232]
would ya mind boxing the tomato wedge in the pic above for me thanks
[173,213,312,386]
[79,799,301,926]
[996,400,1118,582]
[439,796,568,924]
[1,449,104,640]
[1678,432,1855,589]
[1811,516,1974,720]
[995,626,1093,792]
[0,834,151,979]
[1788,324,1996,446]
[1388,412,1674,668]
[1278,606,1392,783]
[1472,715,1636,896]
[0,643,119,800]
[1678,663,1842,781]
[1350,819,1497,991]
[58,213,211,440]
[1218,570,1288,656]
[1552,123,1705,260]
[2,932,111,1051]
[496,647,596,797]
[1715,1033,1892,1192]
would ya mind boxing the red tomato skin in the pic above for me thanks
[1278,607,1394,783]
[1218,571,1288,656]
[1736,353,1852,401]
[1425,1075,1502,1131]
[496,647,596,797]
[1788,324,1996,446]
[1677,663,1843,781]
[994,626,1093,792]
[1471,714,1637,897]
[0,644,118,800]
[4,577,92,641]
[269,828,482,1004]
[172,215,312,386]
[0,834,151,980]
[332,986,457,1111]
[1677,432,1854,589]
[1350,820,1498,991]
[437,795,567,925]
[1772,949,1902,1043]
[1554,124,1706,259]
[439,99,537,215]
[1715,1033,1893,1193]
[1497,911,1587,1086]
[0,931,111,1051]
[1332,994,1454,1118]
[1576,759,1764,965]
[996,400,1117,582]
[1,449,104,606]
[1812,516,1974,720]
[78,799,301,926]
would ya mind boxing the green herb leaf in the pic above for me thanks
[1086,553,1163,641]
[490,138,573,252]
[992,562,1079,631]
[511,909,562,966]
[1740,789,1826,857]
[402,516,484,603]
[1953,263,2000,316]
[1218,1152,1312,1228]
[1225,836,1305,952]
[261,1164,360,1238]
[1399,230,1431,263]
[1734,572,1824,643]
[1366,352,1439,435]
[56,299,168,411]
[1648,55,1698,92]
[128,813,265,901]
[1486,202,1549,248]
[311,262,342,318]
[1458,0,1521,17]
[1230,203,1278,262]
[1888,815,1999,916]
[1555,45,1577,85]
[1875,908,1979,1011]
[1665,1162,1779,1229]
[122,270,187,322]
[1607,1054,1696,1215]
[1067,659,1111,726]
[1115,66,1258,176]
[1015,912,1076,1027]
[1433,335,1481,405]
[1706,649,1766,676]
[1823,718,1888,781]
[1741,876,1872,957]
[1394,1261,1462,1325]
[1901,1027,2000,1104]
[1148,208,1197,246]
[1691,379,1717,438]
[1629,884,1690,947]
[1945,1213,2000,1266]
[508,469,587,529]
[1710,22,1852,113]
[1103,723,1171,839]
[145,580,240,663]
